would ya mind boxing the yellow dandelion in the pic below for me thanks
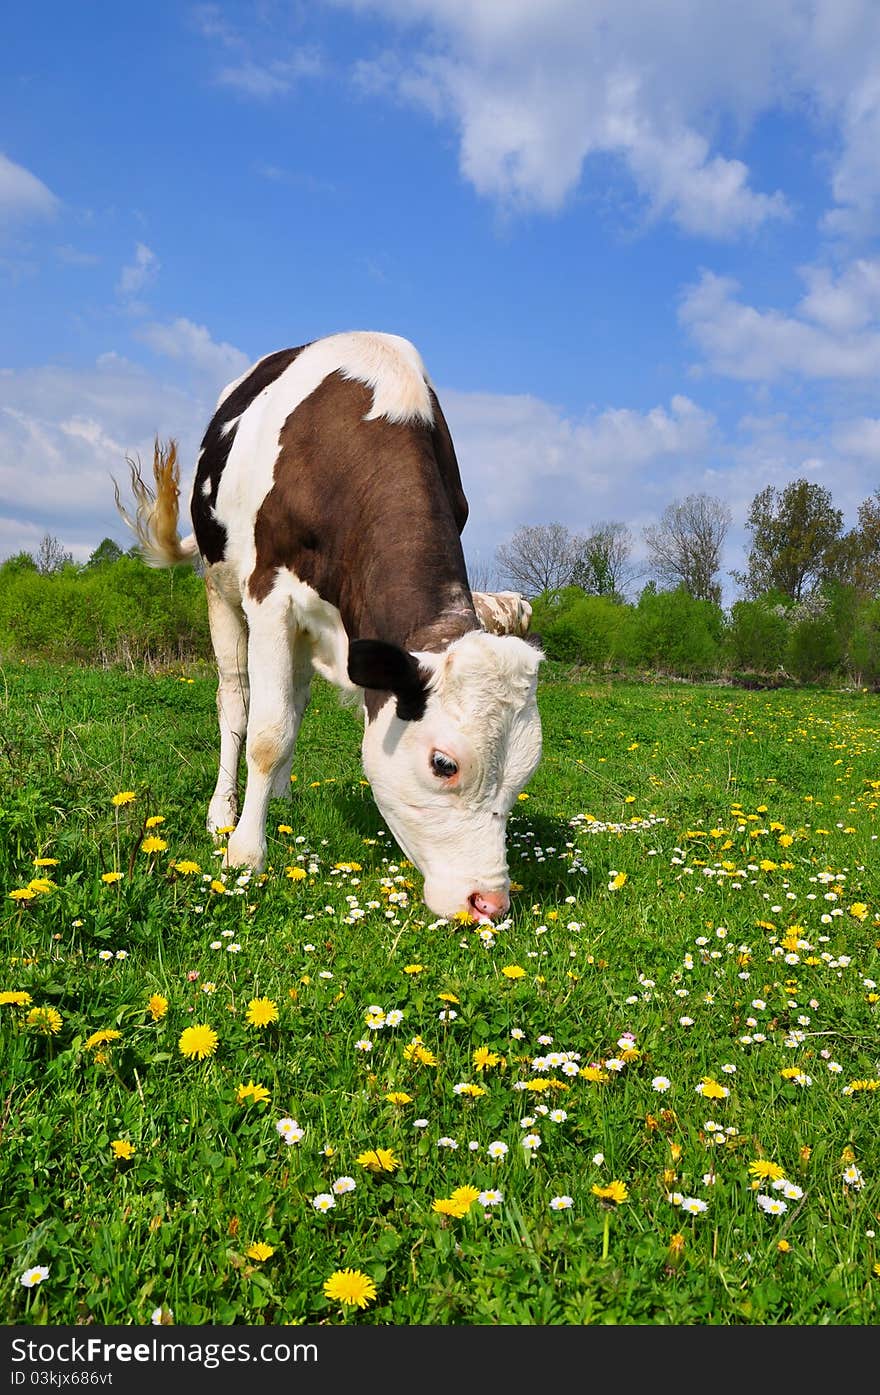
[0,991,32,1007]
[579,1065,610,1083]
[322,1269,377,1309]
[749,1160,785,1182]
[111,791,136,806]
[455,1083,486,1098]
[236,1080,270,1105]
[101,871,123,884]
[403,964,425,975]
[145,815,165,828]
[473,1046,501,1071]
[140,836,168,854]
[438,992,460,1004]
[334,861,362,873]
[698,1077,729,1100]
[26,878,55,895]
[178,1024,219,1060]
[142,994,168,1022]
[384,1091,412,1105]
[450,1185,481,1209]
[84,1029,122,1051]
[285,866,307,882]
[403,1038,438,1066]
[245,997,279,1028]
[501,965,526,980]
[592,1180,629,1204]
[246,1242,275,1262]
[432,1197,470,1217]
[356,1148,399,1173]
[172,861,201,876]
[8,888,36,902]
[849,902,869,921]
[210,880,227,894]
[26,1006,62,1035]
[33,857,59,867]
[110,1140,135,1161]
[609,872,628,890]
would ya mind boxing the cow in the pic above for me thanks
[472,590,533,638]
[116,331,543,922]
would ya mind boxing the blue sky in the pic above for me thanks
[2,1,879,601]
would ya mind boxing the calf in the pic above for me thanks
[117,331,543,921]
[472,590,533,638]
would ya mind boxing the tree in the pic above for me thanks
[570,522,636,600]
[733,479,843,601]
[824,489,880,596]
[465,553,500,593]
[495,523,581,596]
[0,550,38,575]
[36,534,74,575]
[87,537,124,568]
[643,493,731,603]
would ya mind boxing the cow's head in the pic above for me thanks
[348,629,543,921]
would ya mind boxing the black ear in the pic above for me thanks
[347,639,430,721]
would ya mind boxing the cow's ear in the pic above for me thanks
[347,639,430,721]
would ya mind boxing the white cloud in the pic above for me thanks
[117,242,160,300]
[216,51,323,98]
[441,387,717,559]
[136,318,250,385]
[679,267,880,380]
[0,357,208,560]
[339,0,880,239]
[0,152,58,225]
[832,417,880,460]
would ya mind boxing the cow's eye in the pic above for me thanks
[430,750,459,779]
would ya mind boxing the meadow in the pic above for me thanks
[1,659,878,1326]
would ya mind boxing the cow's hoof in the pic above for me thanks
[224,831,266,871]
[207,801,238,838]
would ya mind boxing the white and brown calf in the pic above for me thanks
[117,331,543,921]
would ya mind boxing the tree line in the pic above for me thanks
[495,479,880,605]
[1,476,878,685]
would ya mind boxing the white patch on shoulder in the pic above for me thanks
[335,331,435,426]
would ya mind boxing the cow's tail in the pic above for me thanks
[114,437,199,568]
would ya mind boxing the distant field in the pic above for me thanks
[1,661,878,1325]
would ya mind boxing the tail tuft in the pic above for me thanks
[113,438,199,568]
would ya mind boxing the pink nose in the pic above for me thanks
[467,890,510,921]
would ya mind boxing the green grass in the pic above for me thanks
[1,659,878,1325]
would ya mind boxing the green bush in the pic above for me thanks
[725,597,789,672]
[531,589,632,667]
[0,555,211,666]
[625,585,723,676]
[846,597,880,686]
[785,614,844,683]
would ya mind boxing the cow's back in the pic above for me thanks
[192,332,473,649]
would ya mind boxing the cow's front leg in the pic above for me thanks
[204,575,249,838]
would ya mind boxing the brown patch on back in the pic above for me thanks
[248,372,479,652]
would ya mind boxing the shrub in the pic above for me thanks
[725,597,789,672]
